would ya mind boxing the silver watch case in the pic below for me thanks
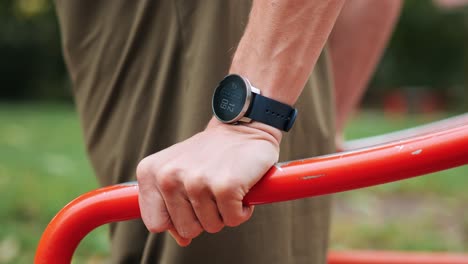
[214,74,260,124]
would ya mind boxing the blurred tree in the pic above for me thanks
[370,0,468,110]
[0,0,69,101]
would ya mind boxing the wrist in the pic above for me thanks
[229,64,297,107]
[207,117,282,147]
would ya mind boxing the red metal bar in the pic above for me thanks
[35,184,140,264]
[328,251,468,264]
[35,119,468,264]
[244,123,468,204]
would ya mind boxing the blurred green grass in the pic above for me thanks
[0,104,466,263]
[0,103,106,263]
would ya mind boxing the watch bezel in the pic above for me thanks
[212,74,254,123]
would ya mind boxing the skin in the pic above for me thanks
[136,0,347,246]
[330,0,403,148]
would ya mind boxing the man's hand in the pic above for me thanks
[136,120,281,246]
[137,0,347,247]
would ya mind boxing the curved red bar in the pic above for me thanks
[35,123,468,263]
[35,184,140,264]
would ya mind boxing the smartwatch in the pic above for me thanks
[212,74,297,132]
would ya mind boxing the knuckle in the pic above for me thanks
[212,180,238,200]
[156,166,179,192]
[185,174,207,198]
[136,158,153,183]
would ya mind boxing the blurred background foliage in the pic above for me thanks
[375,0,467,88]
[0,0,68,101]
[0,0,467,109]
[369,0,468,110]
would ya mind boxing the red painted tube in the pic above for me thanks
[35,184,140,264]
[35,121,468,264]
[244,123,468,204]
[328,251,468,264]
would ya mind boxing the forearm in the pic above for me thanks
[140,1,349,244]
[230,0,345,105]
[330,0,402,135]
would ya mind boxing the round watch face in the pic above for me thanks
[212,75,250,123]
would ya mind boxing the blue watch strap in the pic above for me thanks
[246,93,297,132]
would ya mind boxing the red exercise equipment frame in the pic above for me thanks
[35,114,468,264]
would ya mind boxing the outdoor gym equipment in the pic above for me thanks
[35,114,468,264]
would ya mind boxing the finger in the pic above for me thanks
[218,199,254,227]
[186,187,224,233]
[137,174,172,233]
[159,187,203,240]
[214,185,254,227]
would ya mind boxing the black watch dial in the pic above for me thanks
[212,75,249,123]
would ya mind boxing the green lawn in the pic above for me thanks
[0,103,106,263]
[0,103,466,263]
